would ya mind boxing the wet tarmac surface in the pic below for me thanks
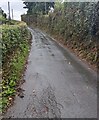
[4,28,97,118]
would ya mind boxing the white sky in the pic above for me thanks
[0,0,27,21]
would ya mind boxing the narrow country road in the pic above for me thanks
[4,28,97,118]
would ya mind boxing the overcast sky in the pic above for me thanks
[0,0,27,21]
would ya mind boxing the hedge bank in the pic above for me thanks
[0,21,31,112]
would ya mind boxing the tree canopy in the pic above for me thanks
[23,2,55,15]
[0,7,7,19]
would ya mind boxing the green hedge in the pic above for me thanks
[2,22,28,64]
[0,22,31,112]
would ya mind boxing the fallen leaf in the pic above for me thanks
[9,97,12,101]
[86,86,89,89]
[69,62,71,65]
[33,89,35,93]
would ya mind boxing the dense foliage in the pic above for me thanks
[0,21,31,112]
[23,2,55,14]
[2,22,28,64]
[22,2,98,68]
[0,7,7,24]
